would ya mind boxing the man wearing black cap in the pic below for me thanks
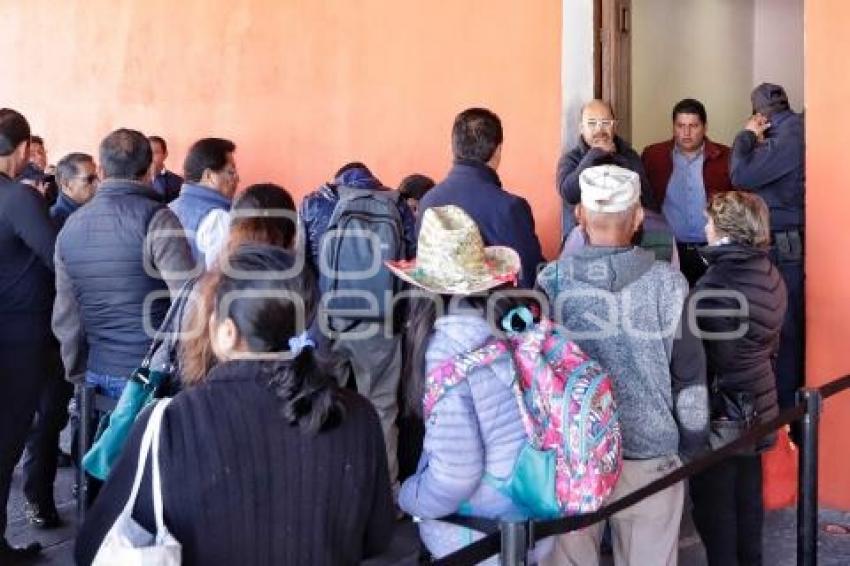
[731,83,805,412]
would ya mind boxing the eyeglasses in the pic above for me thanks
[584,119,616,130]
[73,174,99,185]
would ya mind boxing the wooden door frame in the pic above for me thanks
[595,0,632,142]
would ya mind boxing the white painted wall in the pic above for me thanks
[562,0,596,149]
[632,0,757,152]
[754,0,804,112]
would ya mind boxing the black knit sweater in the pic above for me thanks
[75,360,394,565]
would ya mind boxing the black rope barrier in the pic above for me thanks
[431,374,850,566]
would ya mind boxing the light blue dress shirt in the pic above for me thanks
[662,145,708,243]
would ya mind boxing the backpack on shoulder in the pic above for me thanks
[424,312,622,518]
[318,186,406,327]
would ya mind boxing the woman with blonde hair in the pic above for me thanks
[690,191,787,566]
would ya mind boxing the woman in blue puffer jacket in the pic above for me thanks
[389,205,551,562]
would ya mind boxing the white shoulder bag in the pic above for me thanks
[92,398,181,565]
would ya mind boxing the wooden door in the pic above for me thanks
[597,0,632,142]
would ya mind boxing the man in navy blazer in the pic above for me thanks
[417,108,545,288]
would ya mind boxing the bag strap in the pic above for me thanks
[118,398,172,523]
[139,278,197,371]
[423,340,508,419]
[151,397,172,538]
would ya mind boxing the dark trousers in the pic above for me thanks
[690,455,764,566]
[0,342,49,538]
[21,370,73,509]
[676,242,708,288]
[774,258,804,410]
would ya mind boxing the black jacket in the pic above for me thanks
[49,191,81,230]
[75,360,394,566]
[417,159,545,288]
[556,136,656,208]
[556,136,657,236]
[694,244,787,434]
[0,173,56,341]
[152,169,183,203]
[730,110,805,231]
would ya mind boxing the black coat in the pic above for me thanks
[556,135,656,209]
[694,244,787,431]
[417,159,545,288]
[75,360,394,566]
[0,173,56,341]
[555,136,657,236]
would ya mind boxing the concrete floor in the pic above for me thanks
[7,460,850,565]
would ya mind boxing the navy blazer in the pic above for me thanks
[152,169,183,203]
[417,160,545,288]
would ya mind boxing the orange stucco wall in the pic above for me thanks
[805,0,850,509]
[0,0,563,257]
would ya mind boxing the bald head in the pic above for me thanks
[580,100,617,149]
[576,203,643,247]
[581,100,614,121]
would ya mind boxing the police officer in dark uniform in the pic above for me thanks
[731,83,805,412]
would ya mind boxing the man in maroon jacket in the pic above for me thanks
[642,98,733,285]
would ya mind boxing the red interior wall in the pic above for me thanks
[0,0,563,257]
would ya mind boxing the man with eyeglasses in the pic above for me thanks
[18,152,98,531]
[169,137,239,270]
[556,100,655,237]
[49,153,98,229]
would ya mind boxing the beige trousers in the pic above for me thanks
[542,455,684,566]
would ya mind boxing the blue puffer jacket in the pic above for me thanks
[298,168,416,271]
[399,307,538,560]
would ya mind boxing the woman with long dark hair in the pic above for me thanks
[690,191,787,566]
[76,244,393,565]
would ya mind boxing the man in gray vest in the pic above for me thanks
[53,128,193,401]
[537,164,708,566]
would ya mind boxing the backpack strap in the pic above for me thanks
[423,340,508,419]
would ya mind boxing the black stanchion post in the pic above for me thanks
[797,388,822,566]
[500,520,529,566]
[77,386,92,523]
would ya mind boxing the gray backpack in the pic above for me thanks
[318,186,405,323]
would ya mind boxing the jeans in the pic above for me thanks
[84,371,127,400]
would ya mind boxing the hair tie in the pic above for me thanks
[501,306,534,333]
[288,331,315,356]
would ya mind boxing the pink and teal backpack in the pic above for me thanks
[423,311,622,519]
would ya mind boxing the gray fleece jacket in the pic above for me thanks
[537,246,709,460]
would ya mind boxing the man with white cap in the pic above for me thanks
[537,164,708,566]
